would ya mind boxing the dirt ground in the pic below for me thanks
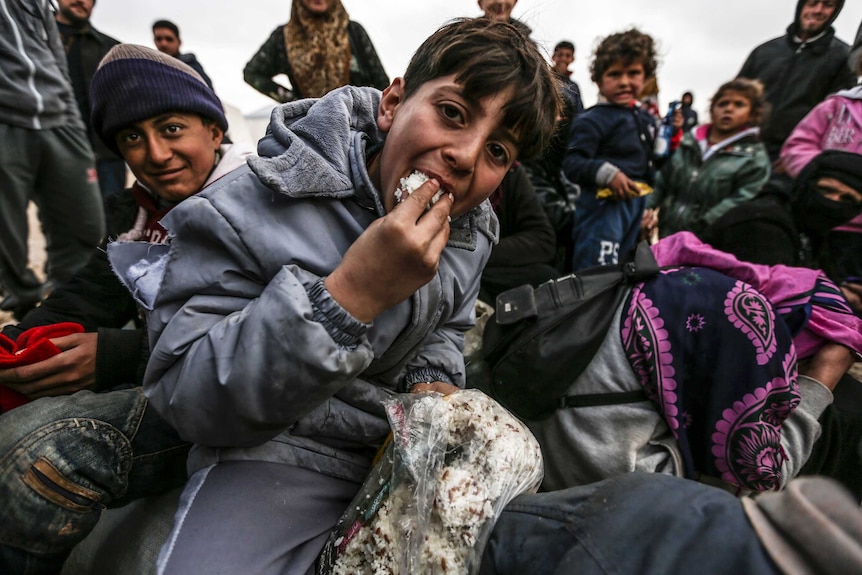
[0,203,46,328]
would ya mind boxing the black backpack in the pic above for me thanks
[474,241,660,421]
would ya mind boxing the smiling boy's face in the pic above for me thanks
[370,75,517,218]
[116,112,223,202]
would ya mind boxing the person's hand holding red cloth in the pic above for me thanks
[0,322,84,413]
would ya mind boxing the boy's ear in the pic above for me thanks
[210,124,225,148]
[377,77,405,133]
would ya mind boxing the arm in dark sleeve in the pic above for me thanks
[562,113,616,187]
[349,21,389,90]
[487,166,556,267]
[15,249,138,333]
[827,56,857,95]
[9,248,146,391]
[243,27,291,102]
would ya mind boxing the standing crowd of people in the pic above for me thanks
[1,0,862,573]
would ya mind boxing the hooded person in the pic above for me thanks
[738,0,856,161]
[243,0,389,103]
[790,150,862,285]
[0,44,254,575]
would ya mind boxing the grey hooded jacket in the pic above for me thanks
[0,0,83,130]
[112,86,497,482]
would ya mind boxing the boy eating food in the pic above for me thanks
[110,18,559,574]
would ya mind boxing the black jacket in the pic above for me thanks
[487,164,556,268]
[738,0,855,155]
[56,20,120,161]
[2,192,145,390]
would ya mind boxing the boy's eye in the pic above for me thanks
[441,104,464,123]
[488,143,510,164]
[163,124,183,134]
[118,132,142,146]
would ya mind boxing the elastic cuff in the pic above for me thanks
[94,328,146,391]
[307,278,370,349]
[400,368,455,393]
[596,162,621,187]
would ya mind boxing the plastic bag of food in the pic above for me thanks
[317,389,543,575]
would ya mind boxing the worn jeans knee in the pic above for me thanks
[0,388,189,572]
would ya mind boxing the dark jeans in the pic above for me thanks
[0,388,189,575]
[480,473,779,575]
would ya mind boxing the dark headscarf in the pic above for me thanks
[791,150,862,238]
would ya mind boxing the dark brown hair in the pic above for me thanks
[402,18,561,160]
[710,78,769,127]
[590,28,657,83]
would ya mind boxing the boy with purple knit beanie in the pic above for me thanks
[0,44,253,575]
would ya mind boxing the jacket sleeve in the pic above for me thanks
[243,27,290,102]
[563,113,619,187]
[400,236,492,390]
[699,150,771,228]
[349,21,389,90]
[780,99,835,178]
[11,248,146,389]
[144,198,376,448]
[487,166,556,267]
[827,55,857,96]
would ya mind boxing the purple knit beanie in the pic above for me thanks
[90,44,227,157]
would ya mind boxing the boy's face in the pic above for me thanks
[372,75,518,219]
[552,48,574,75]
[478,0,516,22]
[597,61,644,106]
[153,28,181,57]
[115,112,223,203]
[710,90,753,139]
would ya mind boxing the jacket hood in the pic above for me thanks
[248,86,384,200]
[791,0,844,38]
[832,84,862,100]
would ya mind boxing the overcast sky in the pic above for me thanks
[89,0,861,119]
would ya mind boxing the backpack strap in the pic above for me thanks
[559,389,649,408]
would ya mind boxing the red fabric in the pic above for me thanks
[0,322,84,413]
[670,127,683,151]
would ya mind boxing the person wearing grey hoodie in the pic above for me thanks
[0,0,105,317]
[738,0,856,162]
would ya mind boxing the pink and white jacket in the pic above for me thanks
[781,85,862,232]
[781,86,862,177]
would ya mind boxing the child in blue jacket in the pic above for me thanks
[564,29,665,270]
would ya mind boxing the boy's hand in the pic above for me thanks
[641,208,659,237]
[608,172,641,201]
[326,179,453,323]
[799,342,855,392]
[0,333,98,398]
